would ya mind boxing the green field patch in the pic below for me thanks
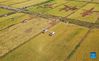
[0,13,32,30]
[0,8,13,15]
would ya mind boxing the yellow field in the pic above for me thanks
[68,3,99,23]
[0,0,7,2]
[47,1,87,17]
[10,0,47,8]
[27,1,87,17]
[27,0,68,14]
[0,0,27,6]
[0,8,13,15]
[68,29,99,61]
[93,0,99,3]
[0,13,31,30]
[0,15,50,57]
[0,22,88,61]
[78,0,99,3]
[0,0,99,61]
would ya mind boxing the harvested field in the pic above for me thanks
[0,0,99,61]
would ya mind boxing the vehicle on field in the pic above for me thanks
[49,32,55,36]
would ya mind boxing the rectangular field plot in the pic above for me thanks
[74,0,92,2]
[68,29,99,61]
[10,0,47,8]
[0,16,51,57]
[26,0,68,14]
[0,13,32,30]
[0,22,88,61]
[68,3,99,23]
[92,0,99,3]
[0,8,13,15]
[0,0,27,6]
[0,0,7,3]
[46,1,87,17]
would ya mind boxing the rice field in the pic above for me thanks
[0,0,47,8]
[27,1,87,17]
[68,3,99,23]
[93,0,99,3]
[0,15,51,57]
[0,13,32,30]
[0,0,99,61]
[0,22,88,61]
[0,0,27,6]
[68,29,99,61]
[9,0,47,8]
[0,8,13,15]
[46,1,87,17]
[0,0,7,3]
[75,0,99,3]
[26,0,68,14]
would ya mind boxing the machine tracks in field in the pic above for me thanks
[64,28,92,61]
[0,16,60,58]
[0,31,42,58]
[64,20,98,61]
